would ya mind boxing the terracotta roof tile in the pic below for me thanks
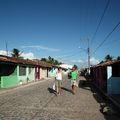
[0,55,52,68]
[93,60,120,68]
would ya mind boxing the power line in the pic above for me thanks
[54,48,86,59]
[91,0,110,45]
[104,38,120,46]
[93,21,120,54]
[55,51,82,59]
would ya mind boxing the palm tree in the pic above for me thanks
[41,58,47,62]
[104,54,113,62]
[11,48,20,58]
[117,56,120,61]
[54,60,59,65]
[48,56,55,64]
[41,56,62,65]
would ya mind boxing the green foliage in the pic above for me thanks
[41,56,62,65]
[104,54,113,62]
[11,48,24,59]
[41,58,47,62]
[117,56,120,60]
[99,54,120,64]
[11,48,20,58]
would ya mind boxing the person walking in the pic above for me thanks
[55,68,63,96]
[71,66,78,95]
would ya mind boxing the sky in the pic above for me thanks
[0,0,120,68]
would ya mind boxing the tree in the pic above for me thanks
[117,56,120,61]
[11,48,20,58]
[48,56,51,60]
[48,56,55,64]
[41,58,47,62]
[54,60,59,65]
[104,54,113,62]
[99,60,104,64]
[41,56,62,65]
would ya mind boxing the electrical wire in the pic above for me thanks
[55,50,84,59]
[104,38,120,46]
[91,0,110,45]
[93,21,120,54]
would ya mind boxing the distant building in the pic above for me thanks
[59,64,73,70]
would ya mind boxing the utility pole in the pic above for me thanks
[87,39,90,74]
[79,38,90,73]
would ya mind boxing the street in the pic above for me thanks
[0,77,119,120]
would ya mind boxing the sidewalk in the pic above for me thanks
[0,78,53,95]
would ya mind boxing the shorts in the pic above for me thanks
[71,80,77,86]
[55,80,62,87]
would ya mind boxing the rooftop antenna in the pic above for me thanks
[5,41,8,56]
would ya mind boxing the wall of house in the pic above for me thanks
[27,67,35,82]
[108,77,120,94]
[0,77,1,88]
[90,67,107,92]
[17,66,35,84]
[35,67,40,80]
[17,66,27,84]
[48,68,57,77]
[40,68,42,79]
[1,68,18,88]
[41,68,47,79]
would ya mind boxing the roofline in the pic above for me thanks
[91,60,120,68]
[0,55,52,68]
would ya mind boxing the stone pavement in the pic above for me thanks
[0,77,119,120]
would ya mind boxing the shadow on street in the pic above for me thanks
[78,77,120,120]
[78,80,91,91]
[61,87,72,93]
[47,87,56,95]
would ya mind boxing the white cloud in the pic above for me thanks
[90,57,99,65]
[21,45,60,52]
[65,57,99,69]
[71,59,83,63]
[0,50,35,60]
[0,50,8,55]
[21,52,35,59]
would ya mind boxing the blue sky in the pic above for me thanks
[0,0,120,68]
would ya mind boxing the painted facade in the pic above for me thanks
[17,65,35,85]
[90,60,120,95]
[0,55,52,88]
[0,64,18,88]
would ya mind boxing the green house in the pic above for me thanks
[0,56,35,88]
[0,63,18,88]
[0,55,52,88]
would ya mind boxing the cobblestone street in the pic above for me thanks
[0,77,119,120]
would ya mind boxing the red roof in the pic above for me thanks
[0,55,52,68]
[93,60,120,68]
